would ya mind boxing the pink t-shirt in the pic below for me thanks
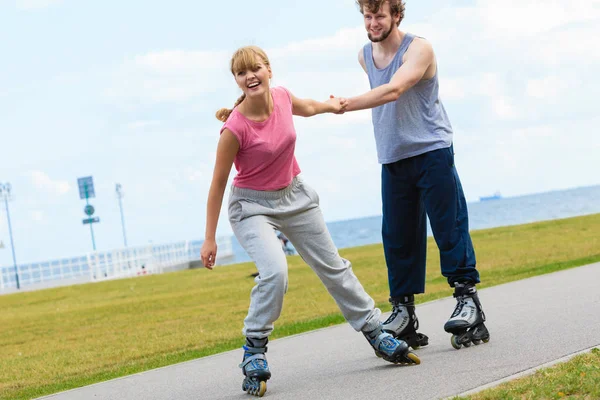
[221,86,301,191]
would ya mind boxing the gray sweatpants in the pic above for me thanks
[228,176,382,339]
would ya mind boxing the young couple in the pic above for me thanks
[200,0,489,396]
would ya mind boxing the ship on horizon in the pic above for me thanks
[479,191,502,201]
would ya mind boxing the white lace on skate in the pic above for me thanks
[449,297,477,324]
[382,305,410,333]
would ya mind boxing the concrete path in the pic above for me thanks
[38,262,600,400]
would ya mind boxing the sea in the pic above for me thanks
[228,185,600,264]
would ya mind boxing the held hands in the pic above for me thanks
[327,95,348,114]
[200,239,217,270]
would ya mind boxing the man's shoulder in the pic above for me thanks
[358,43,370,71]
[408,35,434,52]
[358,42,371,54]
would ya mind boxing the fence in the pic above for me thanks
[0,236,234,292]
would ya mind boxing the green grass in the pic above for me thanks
[1,213,599,400]
[452,348,600,400]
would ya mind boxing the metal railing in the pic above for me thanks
[0,236,234,291]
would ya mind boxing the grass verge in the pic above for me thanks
[452,348,600,400]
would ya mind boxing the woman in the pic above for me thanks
[200,46,419,397]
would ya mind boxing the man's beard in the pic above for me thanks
[368,24,394,43]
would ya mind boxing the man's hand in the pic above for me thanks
[329,95,348,114]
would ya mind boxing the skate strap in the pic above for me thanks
[239,353,266,369]
[372,332,388,349]
[390,295,414,306]
[454,285,477,297]
[244,345,268,354]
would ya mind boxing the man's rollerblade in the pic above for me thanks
[444,282,490,349]
[382,295,429,349]
[363,323,421,365]
[240,337,271,397]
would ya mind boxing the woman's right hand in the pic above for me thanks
[327,95,348,114]
[201,239,217,270]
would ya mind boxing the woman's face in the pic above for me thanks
[234,57,272,99]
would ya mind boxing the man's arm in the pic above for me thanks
[346,39,434,112]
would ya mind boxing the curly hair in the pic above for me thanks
[356,0,405,26]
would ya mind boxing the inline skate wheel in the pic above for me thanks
[472,339,482,345]
[450,335,461,349]
[243,378,267,397]
[407,352,421,365]
[257,381,267,397]
[482,336,490,343]
[250,380,266,397]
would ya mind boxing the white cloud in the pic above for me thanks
[440,78,467,101]
[269,27,365,58]
[132,50,227,74]
[27,171,70,196]
[491,96,519,120]
[526,76,571,100]
[442,72,521,119]
[454,0,599,39]
[319,110,371,126]
[107,50,231,104]
[526,22,600,65]
[16,0,63,10]
[107,27,367,106]
[404,2,600,67]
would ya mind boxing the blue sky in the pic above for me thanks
[1,0,599,266]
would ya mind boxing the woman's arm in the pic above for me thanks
[290,93,347,117]
[200,129,239,269]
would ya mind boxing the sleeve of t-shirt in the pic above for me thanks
[276,86,293,112]
[220,114,244,149]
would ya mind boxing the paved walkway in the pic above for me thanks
[39,262,600,400]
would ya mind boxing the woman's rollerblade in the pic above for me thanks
[240,337,271,397]
[444,282,490,349]
[382,295,429,349]
[363,324,421,365]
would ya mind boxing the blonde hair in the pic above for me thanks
[215,46,272,122]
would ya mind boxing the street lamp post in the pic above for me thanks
[0,183,20,290]
[115,184,128,247]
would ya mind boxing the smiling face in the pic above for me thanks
[362,1,400,43]
[230,46,272,99]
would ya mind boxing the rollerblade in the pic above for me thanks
[444,282,490,349]
[239,337,271,397]
[382,295,429,349]
[363,323,421,365]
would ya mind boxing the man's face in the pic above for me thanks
[363,2,399,43]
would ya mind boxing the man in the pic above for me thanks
[340,0,490,349]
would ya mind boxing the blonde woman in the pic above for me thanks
[201,46,419,397]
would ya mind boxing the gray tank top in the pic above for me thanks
[363,33,453,164]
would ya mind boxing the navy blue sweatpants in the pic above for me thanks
[381,146,479,298]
